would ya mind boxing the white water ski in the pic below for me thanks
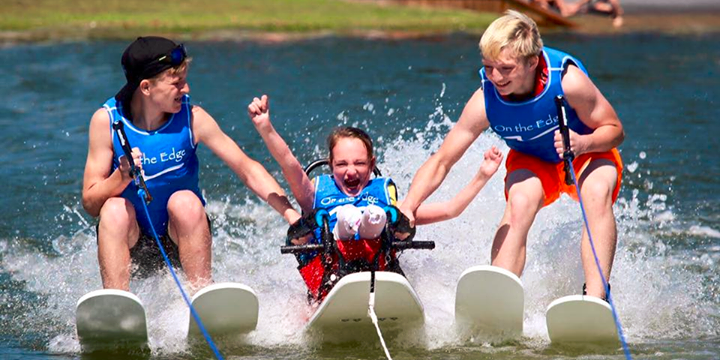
[306,271,424,342]
[455,265,524,340]
[546,295,619,345]
[188,282,258,339]
[76,289,148,352]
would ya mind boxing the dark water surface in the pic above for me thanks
[0,33,718,359]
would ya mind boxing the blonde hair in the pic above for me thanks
[151,57,193,82]
[479,10,543,62]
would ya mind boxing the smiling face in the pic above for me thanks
[145,65,189,114]
[330,137,375,197]
[482,48,538,97]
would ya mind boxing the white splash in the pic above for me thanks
[2,103,718,358]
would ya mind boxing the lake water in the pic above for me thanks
[0,33,718,359]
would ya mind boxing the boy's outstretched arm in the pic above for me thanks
[193,105,301,225]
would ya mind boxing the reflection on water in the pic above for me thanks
[0,34,719,359]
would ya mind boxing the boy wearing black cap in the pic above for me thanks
[81,36,301,292]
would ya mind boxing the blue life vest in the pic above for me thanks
[310,175,395,244]
[105,94,204,236]
[480,47,593,163]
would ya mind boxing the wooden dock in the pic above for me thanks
[389,0,577,28]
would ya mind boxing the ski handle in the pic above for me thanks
[281,240,435,254]
[281,207,433,254]
[283,159,432,254]
[112,120,153,204]
[554,95,575,186]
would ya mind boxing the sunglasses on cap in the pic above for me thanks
[149,44,187,67]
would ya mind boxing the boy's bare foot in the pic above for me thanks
[594,2,613,12]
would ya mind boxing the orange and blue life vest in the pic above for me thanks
[480,47,593,163]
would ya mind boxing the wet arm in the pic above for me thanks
[81,109,133,217]
[193,106,301,224]
[413,174,489,225]
[400,89,489,219]
[561,65,624,156]
[413,146,502,225]
[248,96,314,213]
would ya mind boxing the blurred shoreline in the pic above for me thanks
[503,0,720,35]
[621,0,720,14]
[569,0,720,34]
[571,12,720,35]
[1,5,719,44]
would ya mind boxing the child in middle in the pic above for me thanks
[248,95,503,301]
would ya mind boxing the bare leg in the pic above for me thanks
[587,0,624,26]
[491,170,545,277]
[577,159,618,299]
[607,0,624,27]
[592,1,614,12]
[358,204,387,239]
[530,0,551,9]
[564,0,593,16]
[551,0,573,16]
[97,197,140,290]
[167,190,212,292]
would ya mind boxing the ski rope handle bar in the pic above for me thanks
[555,95,575,186]
[281,240,435,254]
[112,121,153,204]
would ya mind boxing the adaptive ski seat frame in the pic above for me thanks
[281,159,434,302]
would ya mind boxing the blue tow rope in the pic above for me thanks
[136,189,224,360]
[113,120,223,359]
[565,162,632,359]
[555,96,631,359]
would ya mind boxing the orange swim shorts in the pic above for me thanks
[504,148,623,207]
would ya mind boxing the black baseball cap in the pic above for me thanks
[115,36,187,103]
